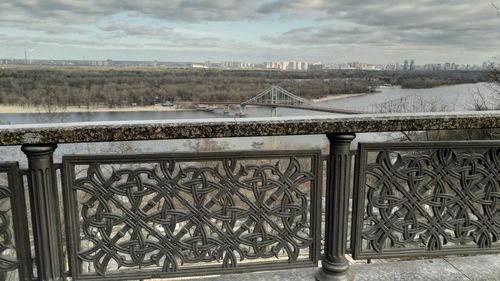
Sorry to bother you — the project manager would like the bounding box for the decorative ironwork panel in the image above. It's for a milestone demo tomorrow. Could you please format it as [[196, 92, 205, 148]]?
[[352, 142, 500, 259], [62, 151, 321, 280], [0, 164, 32, 281]]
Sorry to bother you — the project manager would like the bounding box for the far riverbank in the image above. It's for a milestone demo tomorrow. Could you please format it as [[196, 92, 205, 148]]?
[[0, 93, 367, 114], [0, 104, 198, 114], [312, 93, 367, 103]]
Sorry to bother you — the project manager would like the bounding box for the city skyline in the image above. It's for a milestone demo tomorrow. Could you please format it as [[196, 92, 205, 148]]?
[[0, 57, 494, 71], [0, 1, 499, 64]]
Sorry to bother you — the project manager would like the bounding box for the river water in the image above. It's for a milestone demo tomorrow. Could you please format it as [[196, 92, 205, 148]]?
[[322, 83, 494, 112], [0, 83, 495, 125], [0, 82, 496, 162]]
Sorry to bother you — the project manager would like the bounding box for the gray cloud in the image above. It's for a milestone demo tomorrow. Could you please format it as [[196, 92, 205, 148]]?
[[97, 23, 254, 51], [0, 0, 498, 63], [1, 0, 497, 46], [264, 25, 386, 45], [100, 24, 175, 37], [259, 0, 499, 52], [0, 0, 256, 24], [0, 29, 254, 53]]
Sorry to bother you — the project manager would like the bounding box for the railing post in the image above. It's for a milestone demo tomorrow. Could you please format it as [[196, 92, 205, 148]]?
[[316, 133, 355, 281], [22, 144, 64, 281]]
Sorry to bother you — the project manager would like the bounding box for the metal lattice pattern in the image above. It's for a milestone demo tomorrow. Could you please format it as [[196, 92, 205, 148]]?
[[352, 142, 500, 259], [0, 164, 31, 281], [63, 151, 321, 280], [0, 170, 17, 276]]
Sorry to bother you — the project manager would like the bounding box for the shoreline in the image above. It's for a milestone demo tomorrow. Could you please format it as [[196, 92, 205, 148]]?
[[0, 105, 196, 114], [312, 93, 367, 103], [0, 93, 369, 114]]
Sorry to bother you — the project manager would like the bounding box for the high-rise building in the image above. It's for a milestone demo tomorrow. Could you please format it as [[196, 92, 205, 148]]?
[[309, 62, 324, 71], [300, 61, 309, 70], [265, 60, 310, 71], [403, 60, 409, 71]]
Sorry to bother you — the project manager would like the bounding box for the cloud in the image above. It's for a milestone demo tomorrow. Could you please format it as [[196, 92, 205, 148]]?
[[256, 0, 323, 15], [1, 0, 497, 46], [264, 25, 386, 45], [0, 0, 498, 62], [259, 0, 499, 51], [0, 1, 259, 54], [100, 24, 175, 37], [0, 0, 258, 24], [0, 29, 254, 53]]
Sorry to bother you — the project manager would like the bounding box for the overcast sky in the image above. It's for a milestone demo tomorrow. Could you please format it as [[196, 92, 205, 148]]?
[[0, 0, 499, 64]]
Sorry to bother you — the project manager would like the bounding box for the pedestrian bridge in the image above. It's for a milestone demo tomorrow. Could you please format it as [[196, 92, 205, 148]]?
[[197, 85, 366, 115], [197, 85, 447, 116]]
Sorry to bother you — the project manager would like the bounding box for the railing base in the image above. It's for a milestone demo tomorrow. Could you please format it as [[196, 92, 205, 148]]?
[[202, 254, 500, 281], [315, 268, 350, 281]]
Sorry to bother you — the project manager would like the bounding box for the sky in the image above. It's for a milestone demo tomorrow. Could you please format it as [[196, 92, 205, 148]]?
[[0, 0, 499, 64]]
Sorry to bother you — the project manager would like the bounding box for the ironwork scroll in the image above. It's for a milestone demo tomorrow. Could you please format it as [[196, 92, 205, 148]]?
[[0, 164, 32, 281], [352, 142, 500, 259], [63, 151, 321, 280]]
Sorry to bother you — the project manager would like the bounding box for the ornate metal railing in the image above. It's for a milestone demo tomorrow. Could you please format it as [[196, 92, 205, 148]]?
[[62, 151, 322, 280], [0, 164, 32, 281], [352, 142, 500, 259], [0, 111, 497, 281]]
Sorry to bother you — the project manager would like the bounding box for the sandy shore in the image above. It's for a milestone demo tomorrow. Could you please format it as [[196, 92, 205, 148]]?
[[0, 105, 195, 114], [0, 92, 366, 113], [311, 93, 367, 103]]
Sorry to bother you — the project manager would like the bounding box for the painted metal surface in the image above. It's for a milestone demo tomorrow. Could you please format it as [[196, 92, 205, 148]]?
[[0, 117, 497, 280], [62, 151, 322, 280], [352, 142, 500, 259], [22, 145, 65, 281], [316, 134, 356, 281], [0, 163, 32, 281]]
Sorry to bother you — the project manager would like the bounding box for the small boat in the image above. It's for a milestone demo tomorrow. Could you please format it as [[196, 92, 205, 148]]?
[[162, 101, 174, 107]]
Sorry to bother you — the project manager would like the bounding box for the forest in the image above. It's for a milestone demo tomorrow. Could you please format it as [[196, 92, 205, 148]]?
[[0, 67, 489, 109]]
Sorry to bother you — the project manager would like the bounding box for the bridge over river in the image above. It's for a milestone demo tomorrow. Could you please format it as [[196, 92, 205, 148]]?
[[196, 85, 445, 117], [196, 85, 366, 116]]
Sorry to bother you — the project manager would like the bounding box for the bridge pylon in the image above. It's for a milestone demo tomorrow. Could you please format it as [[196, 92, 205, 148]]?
[[242, 85, 311, 107]]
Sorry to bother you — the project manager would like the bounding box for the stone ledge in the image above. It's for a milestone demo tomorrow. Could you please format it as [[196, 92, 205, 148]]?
[[183, 254, 499, 281], [0, 111, 498, 146]]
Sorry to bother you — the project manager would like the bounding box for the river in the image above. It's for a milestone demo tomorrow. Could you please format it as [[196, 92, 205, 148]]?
[[0, 82, 496, 163], [0, 83, 494, 125], [322, 83, 495, 112]]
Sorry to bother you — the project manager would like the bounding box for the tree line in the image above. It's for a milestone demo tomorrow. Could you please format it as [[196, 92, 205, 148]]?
[[0, 67, 488, 109]]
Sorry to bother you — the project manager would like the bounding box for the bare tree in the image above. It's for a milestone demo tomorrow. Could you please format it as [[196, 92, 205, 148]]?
[[33, 85, 69, 123]]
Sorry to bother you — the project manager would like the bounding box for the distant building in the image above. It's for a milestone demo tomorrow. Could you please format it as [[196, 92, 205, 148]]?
[[191, 64, 209, 69], [301, 62, 308, 71], [221, 61, 254, 69], [384, 63, 401, 71], [264, 61, 310, 71], [309, 63, 324, 71]]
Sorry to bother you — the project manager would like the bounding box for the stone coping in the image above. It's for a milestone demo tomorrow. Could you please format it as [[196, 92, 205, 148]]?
[[191, 254, 500, 281], [0, 111, 498, 146]]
